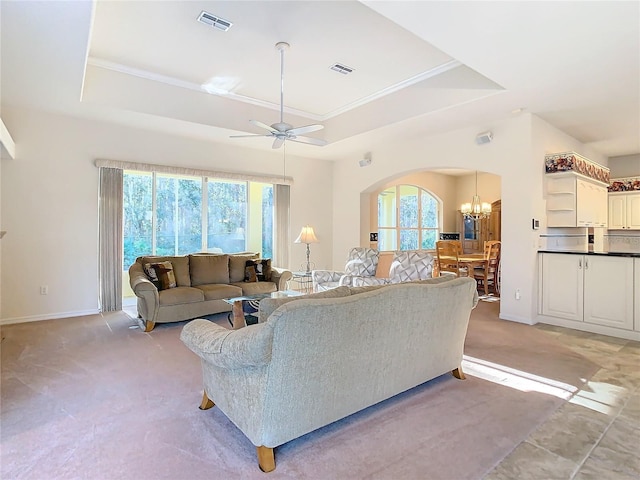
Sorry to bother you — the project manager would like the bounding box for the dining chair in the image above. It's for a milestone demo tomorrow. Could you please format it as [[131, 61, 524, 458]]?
[[435, 241, 466, 277], [474, 241, 501, 295]]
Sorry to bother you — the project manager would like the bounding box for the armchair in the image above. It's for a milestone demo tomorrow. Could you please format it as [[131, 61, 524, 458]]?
[[312, 247, 379, 292], [352, 250, 435, 286]]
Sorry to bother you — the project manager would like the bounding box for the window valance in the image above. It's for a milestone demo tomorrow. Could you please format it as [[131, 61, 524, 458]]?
[[94, 159, 293, 186]]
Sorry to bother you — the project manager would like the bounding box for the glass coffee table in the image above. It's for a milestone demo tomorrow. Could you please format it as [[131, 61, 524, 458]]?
[[223, 290, 304, 328]]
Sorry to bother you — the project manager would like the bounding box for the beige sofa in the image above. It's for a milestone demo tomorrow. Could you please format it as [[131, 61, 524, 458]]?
[[128, 253, 292, 332], [180, 276, 478, 472]]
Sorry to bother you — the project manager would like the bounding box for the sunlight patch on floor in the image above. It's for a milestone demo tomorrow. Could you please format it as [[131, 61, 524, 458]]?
[[462, 355, 578, 400], [569, 380, 628, 415], [462, 356, 628, 415]]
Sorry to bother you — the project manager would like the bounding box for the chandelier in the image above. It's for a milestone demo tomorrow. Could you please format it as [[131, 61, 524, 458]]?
[[461, 171, 492, 220]]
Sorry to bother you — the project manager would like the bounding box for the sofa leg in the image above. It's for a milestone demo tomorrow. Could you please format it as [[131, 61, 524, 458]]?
[[452, 366, 466, 380], [199, 391, 215, 410], [143, 320, 155, 332], [256, 446, 275, 472]]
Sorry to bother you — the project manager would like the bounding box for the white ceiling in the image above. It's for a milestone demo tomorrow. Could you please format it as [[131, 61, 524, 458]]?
[[1, 1, 638, 163]]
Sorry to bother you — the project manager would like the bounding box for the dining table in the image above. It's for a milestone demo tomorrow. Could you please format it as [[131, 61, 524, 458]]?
[[436, 253, 487, 277]]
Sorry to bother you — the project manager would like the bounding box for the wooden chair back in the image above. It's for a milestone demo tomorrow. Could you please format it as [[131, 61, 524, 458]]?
[[436, 241, 463, 277], [474, 241, 501, 295], [483, 241, 501, 260]]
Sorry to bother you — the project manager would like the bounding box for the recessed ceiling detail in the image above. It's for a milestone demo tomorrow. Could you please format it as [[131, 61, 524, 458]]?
[[196, 11, 232, 31]]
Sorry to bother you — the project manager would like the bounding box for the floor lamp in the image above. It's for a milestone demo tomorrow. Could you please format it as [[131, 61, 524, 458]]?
[[294, 225, 319, 272]]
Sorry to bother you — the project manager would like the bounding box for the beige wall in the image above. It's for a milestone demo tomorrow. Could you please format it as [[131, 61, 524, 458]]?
[[608, 154, 640, 178], [0, 107, 333, 322], [333, 113, 606, 326]]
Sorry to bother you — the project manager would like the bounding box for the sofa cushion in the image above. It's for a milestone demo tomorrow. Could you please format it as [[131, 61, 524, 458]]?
[[144, 261, 177, 290], [232, 281, 277, 296], [229, 253, 260, 283], [141, 255, 191, 287], [189, 254, 230, 286], [244, 259, 272, 282], [193, 284, 243, 301], [258, 286, 352, 323], [158, 286, 204, 306]]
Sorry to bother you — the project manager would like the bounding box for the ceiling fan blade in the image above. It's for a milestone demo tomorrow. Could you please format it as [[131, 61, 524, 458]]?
[[250, 119, 278, 133], [288, 136, 328, 147], [229, 134, 272, 138], [287, 124, 324, 136], [272, 137, 285, 149]]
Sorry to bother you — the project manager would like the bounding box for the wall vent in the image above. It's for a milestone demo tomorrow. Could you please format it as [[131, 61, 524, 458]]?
[[197, 11, 233, 31], [329, 63, 354, 75]]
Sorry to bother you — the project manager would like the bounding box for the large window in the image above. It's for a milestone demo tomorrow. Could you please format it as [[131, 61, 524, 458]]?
[[123, 171, 273, 269], [377, 185, 440, 251]]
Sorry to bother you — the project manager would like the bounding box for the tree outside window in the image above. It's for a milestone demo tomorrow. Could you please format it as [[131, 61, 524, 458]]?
[[123, 172, 274, 270], [378, 185, 440, 251]]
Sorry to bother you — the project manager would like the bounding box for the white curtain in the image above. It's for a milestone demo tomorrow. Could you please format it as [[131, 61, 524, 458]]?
[[95, 159, 293, 186], [274, 184, 290, 268], [98, 167, 123, 312]]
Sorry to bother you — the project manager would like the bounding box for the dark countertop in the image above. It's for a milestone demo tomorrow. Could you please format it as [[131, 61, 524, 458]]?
[[538, 250, 640, 258]]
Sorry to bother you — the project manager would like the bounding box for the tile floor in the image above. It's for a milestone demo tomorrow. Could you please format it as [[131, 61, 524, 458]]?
[[485, 324, 640, 480]]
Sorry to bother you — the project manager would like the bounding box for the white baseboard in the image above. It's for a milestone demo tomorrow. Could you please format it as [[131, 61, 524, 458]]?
[[536, 314, 640, 341], [1, 309, 101, 325], [499, 313, 536, 325]]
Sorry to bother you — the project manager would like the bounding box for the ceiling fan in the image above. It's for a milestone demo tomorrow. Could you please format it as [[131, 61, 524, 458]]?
[[230, 42, 327, 149]]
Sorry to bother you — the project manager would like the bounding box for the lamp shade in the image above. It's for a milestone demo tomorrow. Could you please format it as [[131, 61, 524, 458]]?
[[294, 225, 319, 244]]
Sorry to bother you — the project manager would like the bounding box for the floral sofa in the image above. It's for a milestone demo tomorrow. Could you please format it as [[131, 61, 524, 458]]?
[[180, 275, 478, 472], [128, 253, 292, 332]]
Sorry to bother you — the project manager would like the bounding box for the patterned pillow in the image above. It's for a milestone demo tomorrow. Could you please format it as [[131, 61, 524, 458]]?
[[244, 259, 272, 282], [144, 261, 177, 290]]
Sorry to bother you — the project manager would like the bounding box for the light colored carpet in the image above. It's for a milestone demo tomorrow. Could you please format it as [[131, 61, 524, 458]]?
[[1, 301, 599, 479]]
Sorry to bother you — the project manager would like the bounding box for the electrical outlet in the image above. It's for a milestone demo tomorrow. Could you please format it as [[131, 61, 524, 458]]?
[[515, 288, 521, 300], [40, 285, 48, 295]]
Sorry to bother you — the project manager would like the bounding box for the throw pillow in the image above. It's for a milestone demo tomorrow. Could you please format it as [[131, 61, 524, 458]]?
[[229, 253, 260, 283], [144, 261, 177, 290], [244, 259, 272, 282]]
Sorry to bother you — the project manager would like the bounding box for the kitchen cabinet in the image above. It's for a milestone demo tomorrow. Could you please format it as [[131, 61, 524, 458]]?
[[546, 173, 608, 227], [539, 253, 634, 331], [608, 192, 640, 230]]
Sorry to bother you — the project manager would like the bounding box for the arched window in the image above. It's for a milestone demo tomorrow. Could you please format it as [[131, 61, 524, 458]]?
[[377, 185, 440, 251]]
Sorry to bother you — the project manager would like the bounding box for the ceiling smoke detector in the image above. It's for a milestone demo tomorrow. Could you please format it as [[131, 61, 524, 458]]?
[[197, 11, 233, 31], [330, 63, 354, 75]]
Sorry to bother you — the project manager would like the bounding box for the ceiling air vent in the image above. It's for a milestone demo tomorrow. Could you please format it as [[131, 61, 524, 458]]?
[[197, 11, 233, 32], [330, 63, 354, 75]]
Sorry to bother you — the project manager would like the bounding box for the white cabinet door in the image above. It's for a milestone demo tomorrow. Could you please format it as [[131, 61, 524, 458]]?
[[627, 194, 640, 230], [583, 256, 634, 330], [608, 195, 626, 229], [635, 259, 640, 332], [576, 180, 594, 226], [541, 253, 583, 321]]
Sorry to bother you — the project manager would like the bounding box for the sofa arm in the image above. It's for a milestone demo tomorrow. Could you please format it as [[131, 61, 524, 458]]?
[[180, 319, 273, 369], [128, 262, 159, 321], [312, 270, 343, 284], [271, 267, 292, 291]]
